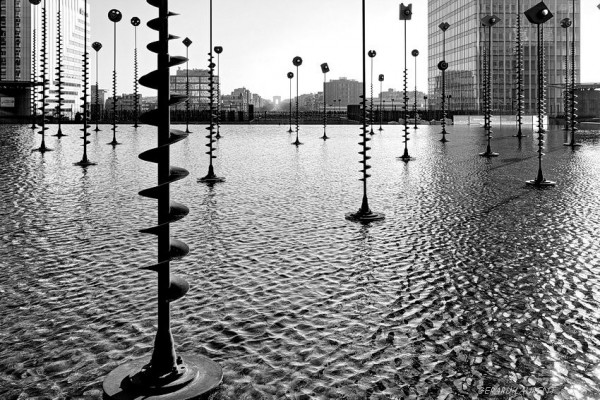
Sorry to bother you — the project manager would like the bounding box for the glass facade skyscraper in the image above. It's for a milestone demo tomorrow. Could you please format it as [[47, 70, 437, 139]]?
[[428, 0, 580, 116]]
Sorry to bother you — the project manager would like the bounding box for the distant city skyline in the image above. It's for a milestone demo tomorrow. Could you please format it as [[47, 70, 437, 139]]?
[[86, 0, 600, 102]]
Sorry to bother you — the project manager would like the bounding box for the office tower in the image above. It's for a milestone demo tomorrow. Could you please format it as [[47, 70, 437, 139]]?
[[428, 0, 580, 116]]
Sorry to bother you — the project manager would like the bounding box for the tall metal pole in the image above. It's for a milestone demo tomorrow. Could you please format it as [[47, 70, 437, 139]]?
[[514, 0, 525, 138], [400, 9, 412, 161], [92, 42, 102, 131], [368, 50, 376, 135], [321, 62, 329, 140], [108, 9, 121, 146], [183, 37, 192, 133], [566, 0, 579, 147], [292, 57, 303, 146], [75, 0, 93, 166], [30, 2, 38, 129], [480, 18, 499, 158], [32, 0, 51, 153], [53, 0, 65, 137], [378, 74, 384, 131], [287, 72, 293, 133], [132, 17, 140, 128], [412, 49, 419, 129], [215, 46, 223, 139], [439, 22, 449, 142]]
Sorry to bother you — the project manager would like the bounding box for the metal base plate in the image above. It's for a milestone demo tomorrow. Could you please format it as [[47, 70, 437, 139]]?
[[108, 141, 122, 146], [292, 140, 303, 146], [32, 146, 53, 153], [345, 210, 385, 223], [563, 142, 582, 147], [74, 160, 97, 167], [103, 354, 222, 400], [526, 179, 556, 187], [479, 152, 499, 157], [197, 176, 225, 183]]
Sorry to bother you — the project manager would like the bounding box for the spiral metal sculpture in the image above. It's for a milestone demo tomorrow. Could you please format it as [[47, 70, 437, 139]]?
[[287, 72, 294, 133], [292, 56, 303, 146], [32, 0, 51, 153], [439, 21, 450, 143], [132, 17, 141, 129], [513, 0, 526, 138], [412, 49, 419, 130], [30, 1, 39, 130], [566, 0, 579, 148], [368, 50, 376, 135], [92, 42, 102, 131], [525, 2, 555, 187], [103, 1, 223, 397], [482, 45, 488, 130], [108, 9, 122, 146], [560, 18, 571, 132], [399, 4, 412, 160], [74, 0, 94, 167], [480, 15, 500, 158], [183, 37, 192, 134], [378, 74, 384, 131], [321, 62, 330, 140], [345, 0, 384, 223], [53, 0, 65, 138], [215, 46, 223, 139], [199, 0, 225, 183]]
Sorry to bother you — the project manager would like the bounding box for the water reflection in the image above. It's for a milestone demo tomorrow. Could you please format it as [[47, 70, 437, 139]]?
[[1, 124, 600, 398]]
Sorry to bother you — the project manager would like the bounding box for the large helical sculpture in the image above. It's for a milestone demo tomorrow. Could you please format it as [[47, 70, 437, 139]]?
[[31, 0, 51, 153], [92, 42, 102, 132], [183, 37, 192, 134], [368, 50, 376, 135], [412, 49, 419, 129], [53, 0, 65, 138], [292, 56, 303, 146], [132, 17, 141, 129], [399, 3, 413, 161], [525, 2, 555, 187], [287, 72, 294, 133], [480, 15, 500, 158], [30, 0, 39, 130], [108, 9, 122, 146], [439, 22, 450, 143], [321, 62, 330, 140], [215, 46, 223, 139], [561, 18, 571, 132], [513, 0, 526, 138], [345, 0, 384, 222], [74, 0, 94, 167], [103, 1, 223, 397], [199, 0, 225, 183]]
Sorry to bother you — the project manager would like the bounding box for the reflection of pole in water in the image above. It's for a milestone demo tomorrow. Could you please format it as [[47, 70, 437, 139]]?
[[103, 1, 222, 397]]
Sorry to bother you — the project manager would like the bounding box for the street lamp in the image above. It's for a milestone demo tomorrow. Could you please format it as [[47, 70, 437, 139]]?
[[183, 37, 192, 133], [108, 9, 122, 146], [131, 17, 141, 128], [368, 50, 376, 135], [287, 72, 294, 133], [480, 15, 500, 158], [378, 74, 384, 131], [75, 0, 94, 166], [525, 1, 555, 186], [292, 56, 303, 146], [439, 21, 450, 142], [92, 42, 102, 131], [31, 0, 51, 153], [215, 45, 223, 139], [321, 62, 330, 140], [412, 49, 419, 129], [399, 3, 413, 161], [345, 0, 384, 222], [53, 0, 65, 138]]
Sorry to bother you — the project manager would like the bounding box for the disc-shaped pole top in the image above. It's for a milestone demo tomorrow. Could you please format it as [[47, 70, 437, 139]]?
[[481, 15, 501, 27], [29, 0, 41, 5], [412, 49, 419, 57], [368, 50, 376, 58], [560, 17, 572, 28], [131, 17, 140, 27], [287, 72, 294, 79], [214, 46, 223, 54], [320, 63, 330, 74], [524, 2, 553, 25], [92, 42, 102, 52], [108, 9, 122, 23], [293, 56, 303, 67], [183, 37, 192, 47], [378, 74, 384, 82]]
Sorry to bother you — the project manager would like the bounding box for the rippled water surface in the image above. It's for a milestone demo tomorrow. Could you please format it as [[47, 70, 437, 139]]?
[[2, 123, 600, 399]]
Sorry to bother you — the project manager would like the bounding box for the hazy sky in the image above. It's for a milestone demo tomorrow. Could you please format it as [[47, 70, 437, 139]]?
[[89, 0, 600, 101]]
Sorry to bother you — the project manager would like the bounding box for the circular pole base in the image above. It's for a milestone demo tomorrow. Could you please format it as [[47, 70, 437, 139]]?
[[398, 155, 414, 162], [103, 354, 222, 400], [369, 130, 375, 136], [440, 136, 449, 143], [378, 127, 383, 131], [94, 127, 101, 132], [292, 139, 303, 146], [198, 174, 225, 184], [320, 135, 329, 140], [479, 151, 499, 158], [108, 140, 121, 146], [133, 124, 140, 129], [53, 132, 67, 138], [32, 145, 53, 153], [31, 124, 37, 130], [563, 142, 582, 147], [526, 179, 556, 187], [215, 133, 221, 139], [74, 160, 97, 167], [512, 134, 527, 138], [287, 128, 293, 133], [345, 210, 385, 223], [413, 126, 419, 130]]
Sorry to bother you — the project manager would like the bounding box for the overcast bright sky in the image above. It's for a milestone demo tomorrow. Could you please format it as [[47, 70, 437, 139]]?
[[89, 0, 600, 101]]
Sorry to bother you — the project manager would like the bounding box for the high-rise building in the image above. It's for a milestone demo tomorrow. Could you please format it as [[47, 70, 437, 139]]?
[[170, 68, 216, 110], [0, 0, 89, 119], [428, 0, 580, 116], [324, 77, 363, 108]]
